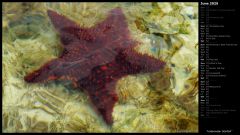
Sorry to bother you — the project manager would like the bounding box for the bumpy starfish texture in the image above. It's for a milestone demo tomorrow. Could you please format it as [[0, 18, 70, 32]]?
[[24, 7, 165, 125]]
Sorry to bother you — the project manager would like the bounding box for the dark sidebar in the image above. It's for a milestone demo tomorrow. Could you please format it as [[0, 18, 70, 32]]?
[[199, 0, 239, 134]]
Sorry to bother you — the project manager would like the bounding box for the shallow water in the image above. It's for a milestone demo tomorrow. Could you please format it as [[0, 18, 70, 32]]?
[[2, 2, 198, 132]]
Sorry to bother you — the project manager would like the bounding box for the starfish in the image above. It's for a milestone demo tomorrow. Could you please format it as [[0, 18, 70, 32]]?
[[24, 7, 165, 125]]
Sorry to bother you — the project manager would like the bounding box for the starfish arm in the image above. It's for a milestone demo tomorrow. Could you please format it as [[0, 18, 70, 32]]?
[[116, 48, 166, 74], [47, 10, 79, 33], [48, 10, 93, 45], [93, 7, 131, 44], [76, 61, 123, 125], [132, 52, 165, 73], [24, 59, 62, 83], [87, 80, 118, 125]]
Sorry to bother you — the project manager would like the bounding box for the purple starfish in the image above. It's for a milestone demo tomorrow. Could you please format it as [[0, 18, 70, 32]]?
[[24, 7, 165, 125]]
